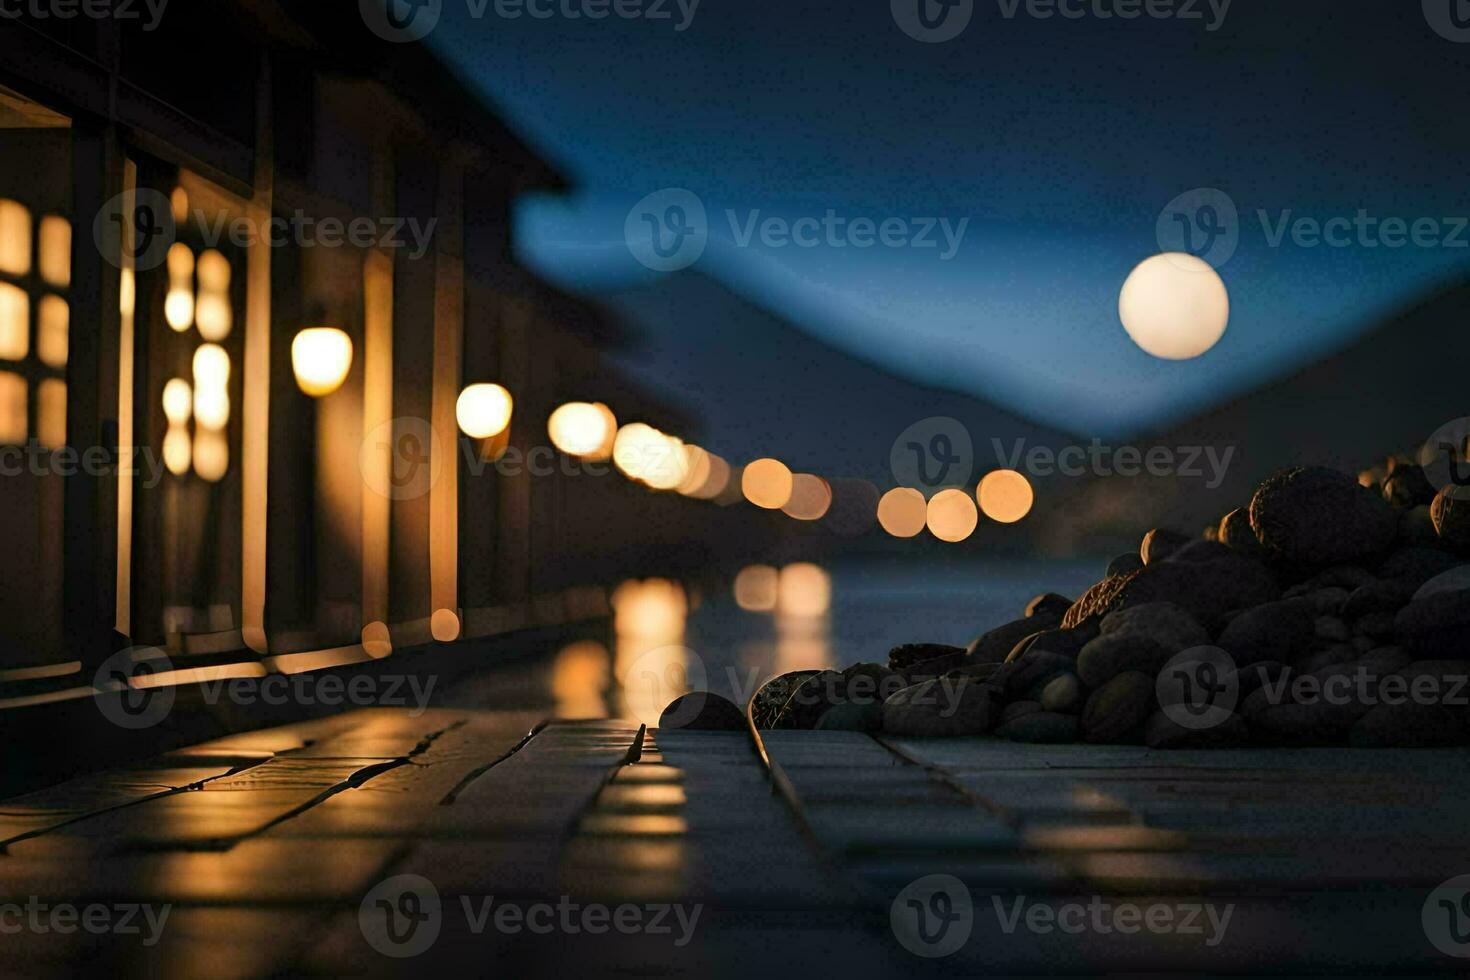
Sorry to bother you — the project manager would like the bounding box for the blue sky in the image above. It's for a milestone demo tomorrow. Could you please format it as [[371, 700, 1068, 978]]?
[[425, 0, 1470, 437]]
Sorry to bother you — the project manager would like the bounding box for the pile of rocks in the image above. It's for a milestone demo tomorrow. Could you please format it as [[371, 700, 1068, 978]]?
[[743, 464, 1470, 748]]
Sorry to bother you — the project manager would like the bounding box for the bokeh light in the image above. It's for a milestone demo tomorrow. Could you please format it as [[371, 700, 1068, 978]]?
[[877, 487, 926, 538], [782, 474, 832, 521], [978, 468, 1034, 523], [1119, 252, 1229, 360], [548, 401, 613, 457], [778, 562, 831, 618], [456, 383, 514, 439], [733, 564, 779, 612], [162, 378, 192, 426], [742, 457, 793, 509], [291, 327, 353, 397], [926, 488, 979, 542]]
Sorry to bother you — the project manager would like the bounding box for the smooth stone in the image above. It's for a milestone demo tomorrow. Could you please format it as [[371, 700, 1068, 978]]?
[[967, 614, 1063, 664], [1394, 590, 1470, 658], [882, 678, 999, 737], [1039, 672, 1084, 714], [1099, 602, 1209, 653], [888, 643, 966, 673], [1005, 627, 1088, 664], [1414, 565, 1470, 601], [660, 692, 746, 731], [1307, 587, 1351, 615], [1002, 648, 1077, 697], [1167, 539, 1235, 563], [1431, 489, 1470, 550], [1000, 700, 1043, 724], [1236, 660, 1288, 696], [1080, 671, 1154, 744], [1352, 662, 1470, 747], [995, 711, 1078, 744], [840, 662, 902, 707], [1353, 611, 1397, 640], [1378, 546, 1465, 588], [1383, 464, 1437, 509], [1063, 554, 1277, 633], [1399, 505, 1440, 547], [1077, 633, 1172, 687], [1359, 647, 1411, 673], [1249, 466, 1398, 566], [1145, 710, 1249, 749], [1315, 616, 1351, 643], [815, 701, 884, 732], [1218, 507, 1264, 557], [1141, 528, 1191, 565], [750, 670, 820, 729], [1025, 593, 1074, 619], [1342, 579, 1416, 619], [1215, 598, 1316, 664], [1296, 645, 1359, 673], [1107, 553, 1145, 578], [772, 669, 844, 729]]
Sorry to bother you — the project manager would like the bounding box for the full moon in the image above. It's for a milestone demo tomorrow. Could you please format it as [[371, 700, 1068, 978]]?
[[1118, 253, 1230, 360]]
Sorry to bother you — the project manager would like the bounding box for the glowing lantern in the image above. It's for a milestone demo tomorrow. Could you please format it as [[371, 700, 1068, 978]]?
[[291, 327, 353, 397], [741, 458, 794, 510], [1119, 253, 1229, 360], [456, 383, 514, 439], [878, 487, 927, 538], [927, 488, 979, 542], [549, 401, 613, 458], [977, 469, 1034, 523]]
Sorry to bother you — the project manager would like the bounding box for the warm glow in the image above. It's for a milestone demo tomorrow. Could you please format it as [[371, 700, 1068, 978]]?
[[548, 401, 613, 457], [291, 327, 353, 397], [613, 578, 688, 640], [197, 249, 230, 292], [162, 379, 192, 426], [166, 241, 194, 278], [686, 452, 731, 500], [676, 444, 712, 496], [195, 291, 232, 341], [456, 383, 514, 439], [778, 563, 831, 618], [733, 564, 779, 612], [782, 473, 832, 520], [878, 487, 927, 538], [1119, 253, 1230, 360], [37, 379, 64, 450], [0, 371, 24, 444], [120, 268, 135, 318], [194, 385, 230, 430], [613, 423, 688, 488], [37, 295, 67, 368], [162, 423, 191, 476], [978, 469, 1034, 523], [742, 457, 794, 509], [192, 343, 230, 390], [38, 215, 70, 288], [361, 622, 393, 659], [927, 488, 979, 542], [170, 186, 189, 226], [0, 283, 28, 359], [0, 200, 31, 276], [431, 608, 461, 642], [193, 427, 228, 482], [551, 640, 611, 719], [164, 288, 194, 332]]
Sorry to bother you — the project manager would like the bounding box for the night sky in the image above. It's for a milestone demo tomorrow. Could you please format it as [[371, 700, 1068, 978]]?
[[424, 0, 1470, 438]]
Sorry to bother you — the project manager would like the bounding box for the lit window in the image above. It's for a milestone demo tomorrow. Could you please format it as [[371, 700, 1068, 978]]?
[[38, 215, 70, 288], [0, 200, 31, 277], [37, 379, 65, 449], [0, 282, 28, 360], [37, 295, 67, 368], [0, 371, 26, 444]]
